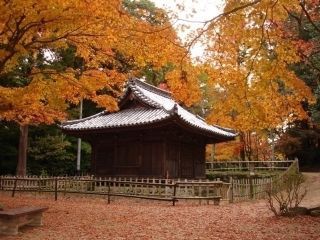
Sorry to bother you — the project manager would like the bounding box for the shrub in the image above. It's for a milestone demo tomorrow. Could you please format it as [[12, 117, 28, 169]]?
[[266, 162, 307, 216]]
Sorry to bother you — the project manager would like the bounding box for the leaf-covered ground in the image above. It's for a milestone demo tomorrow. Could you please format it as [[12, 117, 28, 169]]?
[[0, 192, 319, 240]]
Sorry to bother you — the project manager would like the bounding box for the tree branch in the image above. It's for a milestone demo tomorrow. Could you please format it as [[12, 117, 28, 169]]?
[[299, 1, 320, 35], [181, 0, 263, 64]]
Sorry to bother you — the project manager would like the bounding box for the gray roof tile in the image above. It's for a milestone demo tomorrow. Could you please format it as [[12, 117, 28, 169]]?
[[61, 108, 171, 130]]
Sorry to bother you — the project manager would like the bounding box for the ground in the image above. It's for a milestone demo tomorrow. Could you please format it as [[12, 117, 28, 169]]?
[[0, 173, 319, 240], [301, 172, 320, 208]]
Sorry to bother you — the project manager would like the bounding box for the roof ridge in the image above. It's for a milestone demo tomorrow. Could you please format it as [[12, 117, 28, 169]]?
[[61, 111, 106, 126], [211, 124, 237, 134], [174, 106, 236, 137], [130, 83, 162, 109], [131, 78, 172, 99]]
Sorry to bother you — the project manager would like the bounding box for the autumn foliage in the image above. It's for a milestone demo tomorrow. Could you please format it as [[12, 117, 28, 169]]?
[[198, 0, 315, 132], [2, 0, 316, 129], [0, 0, 201, 126], [191, 0, 318, 161]]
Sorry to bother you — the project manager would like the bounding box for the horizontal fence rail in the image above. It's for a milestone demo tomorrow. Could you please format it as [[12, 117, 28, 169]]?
[[0, 176, 230, 206], [206, 160, 296, 172]]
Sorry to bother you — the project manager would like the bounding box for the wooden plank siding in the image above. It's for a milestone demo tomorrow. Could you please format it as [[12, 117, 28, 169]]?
[[86, 127, 207, 179]]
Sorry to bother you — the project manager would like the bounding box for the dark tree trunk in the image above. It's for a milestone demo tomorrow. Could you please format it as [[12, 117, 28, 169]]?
[[245, 131, 252, 161], [16, 125, 28, 176], [239, 132, 246, 161]]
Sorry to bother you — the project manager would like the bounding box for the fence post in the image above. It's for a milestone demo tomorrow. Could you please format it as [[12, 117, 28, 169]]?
[[249, 177, 254, 199], [64, 177, 67, 196], [295, 157, 299, 172], [172, 183, 177, 206], [229, 177, 234, 203], [107, 181, 111, 204], [38, 178, 41, 195], [54, 178, 58, 201], [12, 178, 18, 197]]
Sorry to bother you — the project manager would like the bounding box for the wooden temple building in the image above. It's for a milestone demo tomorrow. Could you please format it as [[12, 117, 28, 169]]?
[[61, 79, 236, 178]]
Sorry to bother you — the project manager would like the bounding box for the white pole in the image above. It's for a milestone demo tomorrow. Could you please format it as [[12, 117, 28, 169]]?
[[270, 129, 275, 161], [76, 100, 83, 173]]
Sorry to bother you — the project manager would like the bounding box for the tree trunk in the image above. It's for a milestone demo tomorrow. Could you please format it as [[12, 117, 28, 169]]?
[[246, 131, 252, 161], [16, 125, 28, 176], [239, 132, 246, 161]]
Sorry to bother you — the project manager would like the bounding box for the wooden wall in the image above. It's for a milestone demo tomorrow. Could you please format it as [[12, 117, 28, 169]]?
[[89, 127, 206, 178]]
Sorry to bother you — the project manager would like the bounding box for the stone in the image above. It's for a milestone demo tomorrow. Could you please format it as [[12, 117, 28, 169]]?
[[287, 207, 310, 216], [309, 206, 320, 217], [310, 210, 320, 217]]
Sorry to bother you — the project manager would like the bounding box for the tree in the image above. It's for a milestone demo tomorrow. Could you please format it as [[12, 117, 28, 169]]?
[[0, 0, 189, 115], [171, 0, 318, 160], [198, 1, 314, 130], [0, 0, 195, 175], [275, 0, 320, 167]]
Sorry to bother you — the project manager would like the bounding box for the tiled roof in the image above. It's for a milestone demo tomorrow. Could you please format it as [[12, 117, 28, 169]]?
[[61, 108, 171, 130], [130, 80, 236, 137], [61, 78, 236, 139]]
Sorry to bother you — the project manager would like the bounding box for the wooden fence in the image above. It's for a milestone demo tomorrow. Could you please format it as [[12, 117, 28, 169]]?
[[0, 175, 276, 204], [0, 176, 230, 206], [229, 177, 273, 202], [228, 159, 300, 202], [206, 160, 296, 172], [1, 160, 299, 204]]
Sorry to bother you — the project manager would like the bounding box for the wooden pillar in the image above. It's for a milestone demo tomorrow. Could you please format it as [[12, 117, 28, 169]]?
[[201, 143, 206, 178], [91, 139, 97, 175], [163, 131, 167, 178], [178, 135, 182, 178], [138, 133, 143, 176], [114, 134, 118, 176], [192, 143, 195, 179]]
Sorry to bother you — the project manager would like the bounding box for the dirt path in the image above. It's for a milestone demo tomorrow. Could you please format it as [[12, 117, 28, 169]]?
[[301, 172, 320, 208]]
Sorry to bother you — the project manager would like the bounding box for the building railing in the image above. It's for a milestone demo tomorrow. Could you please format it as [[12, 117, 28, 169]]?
[[205, 160, 296, 172]]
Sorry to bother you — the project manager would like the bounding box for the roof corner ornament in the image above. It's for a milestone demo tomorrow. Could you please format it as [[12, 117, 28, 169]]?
[[169, 103, 178, 115], [128, 77, 136, 85]]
